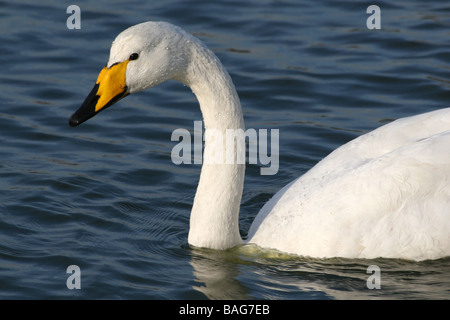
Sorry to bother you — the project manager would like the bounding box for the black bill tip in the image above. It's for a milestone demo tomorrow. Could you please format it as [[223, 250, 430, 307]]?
[[69, 115, 82, 127], [69, 83, 100, 127], [69, 83, 128, 127]]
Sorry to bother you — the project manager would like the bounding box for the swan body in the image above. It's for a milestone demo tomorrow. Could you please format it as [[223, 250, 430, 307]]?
[[70, 21, 450, 261], [248, 109, 450, 260]]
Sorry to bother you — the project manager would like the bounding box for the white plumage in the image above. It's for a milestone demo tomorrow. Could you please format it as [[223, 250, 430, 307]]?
[[72, 21, 450, 261], [248, 109, 450, 260]]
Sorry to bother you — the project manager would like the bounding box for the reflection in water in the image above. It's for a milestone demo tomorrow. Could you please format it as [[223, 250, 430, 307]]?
[[190, 245, 450, 300], [189, 245, 364, 300], [190, 248, 250, 299]]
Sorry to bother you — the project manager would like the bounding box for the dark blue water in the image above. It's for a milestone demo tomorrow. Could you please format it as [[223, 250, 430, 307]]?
[[0, 0, 449, 299]]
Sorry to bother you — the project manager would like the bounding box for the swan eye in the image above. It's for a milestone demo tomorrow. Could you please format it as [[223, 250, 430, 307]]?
[[129, 53, 139, 61]]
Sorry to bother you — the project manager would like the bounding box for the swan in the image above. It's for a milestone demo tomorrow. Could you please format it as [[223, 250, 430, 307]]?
[[69, 21, 450, 261]]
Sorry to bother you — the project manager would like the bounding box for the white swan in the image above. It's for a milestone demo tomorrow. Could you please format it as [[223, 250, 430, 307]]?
[[69, 21, 450, 261]]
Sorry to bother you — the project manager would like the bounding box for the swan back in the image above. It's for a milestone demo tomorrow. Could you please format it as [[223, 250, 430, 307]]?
[[248, 108, 450, 260]]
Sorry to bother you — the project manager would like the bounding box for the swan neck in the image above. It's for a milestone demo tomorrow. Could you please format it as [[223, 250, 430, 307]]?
[[184, 41, 245, 250]]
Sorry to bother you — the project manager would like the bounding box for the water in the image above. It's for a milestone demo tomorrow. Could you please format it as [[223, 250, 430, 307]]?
[[0, 0, 449, 299]]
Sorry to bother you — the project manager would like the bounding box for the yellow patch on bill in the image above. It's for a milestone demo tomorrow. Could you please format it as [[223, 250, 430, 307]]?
[[95, 60, 129, 112]]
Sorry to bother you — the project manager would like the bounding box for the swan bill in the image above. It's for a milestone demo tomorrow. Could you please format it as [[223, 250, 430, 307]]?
[[69, 61, 130, 127]]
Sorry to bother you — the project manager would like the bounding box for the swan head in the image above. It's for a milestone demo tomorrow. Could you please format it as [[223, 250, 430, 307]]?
[[69, 21, 193, 127]]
